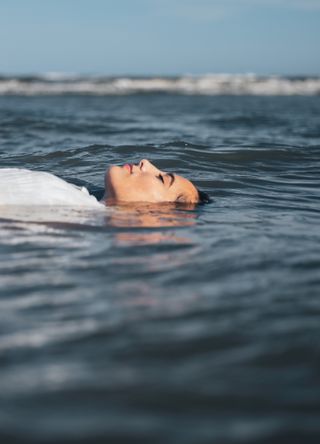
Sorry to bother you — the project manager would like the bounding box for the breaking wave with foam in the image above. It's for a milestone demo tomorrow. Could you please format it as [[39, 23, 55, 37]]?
[[0, 73, 320, 96]]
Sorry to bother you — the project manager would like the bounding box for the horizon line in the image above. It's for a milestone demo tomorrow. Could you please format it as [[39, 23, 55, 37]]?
[[1, 72, 320, 78]]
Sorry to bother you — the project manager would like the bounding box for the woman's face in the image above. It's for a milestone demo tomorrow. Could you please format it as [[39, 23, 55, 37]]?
[[105, 159, 199, 203]]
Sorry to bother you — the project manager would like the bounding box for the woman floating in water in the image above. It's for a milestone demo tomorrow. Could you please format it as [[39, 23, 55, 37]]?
[[0, 159, 210, 206], [104, 159, 210, 204]]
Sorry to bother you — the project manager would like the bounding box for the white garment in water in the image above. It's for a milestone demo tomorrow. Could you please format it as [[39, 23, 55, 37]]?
[[0, 169, 103, 207]]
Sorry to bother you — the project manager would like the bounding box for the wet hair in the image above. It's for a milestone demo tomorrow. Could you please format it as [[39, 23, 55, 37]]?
[[197, 189, 212, 204]]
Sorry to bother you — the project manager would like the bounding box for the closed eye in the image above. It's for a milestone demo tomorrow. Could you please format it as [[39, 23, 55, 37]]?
[[157, 174, 164, 184], [167, 173, 175, 187], [157, 173, 175, 187]]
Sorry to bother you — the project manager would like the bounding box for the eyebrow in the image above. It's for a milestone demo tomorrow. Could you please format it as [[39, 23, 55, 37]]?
[[167, 173, 175, 187]]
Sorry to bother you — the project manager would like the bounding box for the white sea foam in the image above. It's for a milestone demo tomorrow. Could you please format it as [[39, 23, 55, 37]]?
[[0, 74, 319, 95]]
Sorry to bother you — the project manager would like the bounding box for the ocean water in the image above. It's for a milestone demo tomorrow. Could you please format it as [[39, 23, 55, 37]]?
[[0, 83, 320, 443]]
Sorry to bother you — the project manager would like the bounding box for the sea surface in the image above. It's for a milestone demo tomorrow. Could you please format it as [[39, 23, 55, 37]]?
[[0, 78, 320, 443]]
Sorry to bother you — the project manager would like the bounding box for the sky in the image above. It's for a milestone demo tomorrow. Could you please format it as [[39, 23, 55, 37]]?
[[0, 0, 319, 76]]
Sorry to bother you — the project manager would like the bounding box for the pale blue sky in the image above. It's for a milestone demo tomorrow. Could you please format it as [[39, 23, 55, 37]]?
[[0, 0, 319, 75]]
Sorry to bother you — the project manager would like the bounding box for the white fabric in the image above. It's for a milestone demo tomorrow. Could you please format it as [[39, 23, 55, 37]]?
[[0, 168, 103, 207]]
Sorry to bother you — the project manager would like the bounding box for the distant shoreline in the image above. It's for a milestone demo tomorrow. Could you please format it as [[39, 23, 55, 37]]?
[[0, 74, 319, 96]]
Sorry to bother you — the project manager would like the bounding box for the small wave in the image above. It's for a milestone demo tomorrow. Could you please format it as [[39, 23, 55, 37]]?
[[0, 74, 320, 95]]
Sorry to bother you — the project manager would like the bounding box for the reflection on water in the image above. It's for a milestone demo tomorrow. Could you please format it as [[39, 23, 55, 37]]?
[[0, 202, 197, 227], [106, 202, 198, 228], [115, 231, 191, 245], [0, 202, 198, 248], [108, 202, 197, 245], [0, 205, 106, 227]]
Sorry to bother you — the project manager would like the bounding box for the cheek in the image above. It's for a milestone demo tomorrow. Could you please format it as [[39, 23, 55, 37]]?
[[107, 171, 170, 202], [126, 176, 167, 202], [130, 176, 162, 200]]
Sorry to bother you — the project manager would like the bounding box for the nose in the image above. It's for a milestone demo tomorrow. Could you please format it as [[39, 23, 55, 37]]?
[[138, 159, 159, 173]]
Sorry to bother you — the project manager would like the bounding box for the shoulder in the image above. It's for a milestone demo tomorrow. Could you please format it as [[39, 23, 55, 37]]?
[[0, 168, 102, 207], [0, 168, 61, 181]]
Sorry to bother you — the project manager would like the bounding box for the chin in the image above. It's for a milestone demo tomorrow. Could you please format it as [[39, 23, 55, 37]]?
[[105, 166, 119, 198], [106, 166, 130, 200]]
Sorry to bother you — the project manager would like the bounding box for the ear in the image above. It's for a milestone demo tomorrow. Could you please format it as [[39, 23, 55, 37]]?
[[175, 193, 187, 203]]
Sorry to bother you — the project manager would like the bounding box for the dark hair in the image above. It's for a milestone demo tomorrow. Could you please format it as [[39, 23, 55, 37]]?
[[175, 189, 212, 205], [197, 189, 212, 204]]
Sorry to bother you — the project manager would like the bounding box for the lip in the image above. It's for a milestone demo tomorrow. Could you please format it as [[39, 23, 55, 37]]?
[[123, 163, 133, 174]]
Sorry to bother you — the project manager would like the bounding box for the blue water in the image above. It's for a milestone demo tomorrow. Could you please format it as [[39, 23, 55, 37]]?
[[1, 93, 320, 443]]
